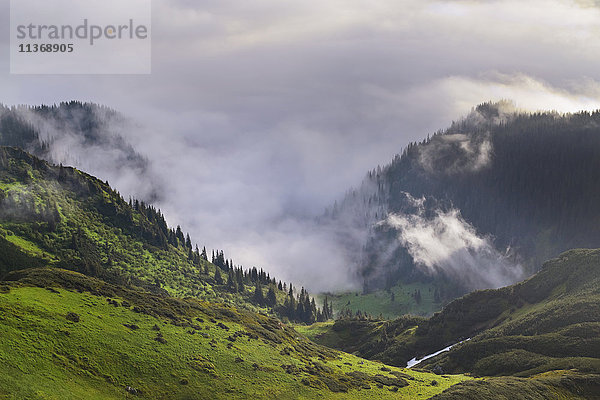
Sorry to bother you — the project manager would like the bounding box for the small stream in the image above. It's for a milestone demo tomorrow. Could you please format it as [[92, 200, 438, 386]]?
[[406, 338, 470, 368]]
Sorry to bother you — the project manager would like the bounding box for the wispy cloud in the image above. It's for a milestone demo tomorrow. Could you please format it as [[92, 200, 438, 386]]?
[[383, 194, 524, 290]]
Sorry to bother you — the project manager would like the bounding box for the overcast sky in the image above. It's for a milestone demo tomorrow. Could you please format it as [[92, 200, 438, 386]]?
[[2, 0, 600, 290]]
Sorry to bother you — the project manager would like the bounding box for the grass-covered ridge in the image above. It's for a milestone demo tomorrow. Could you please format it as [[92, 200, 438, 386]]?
[[0, 268, 471, 399], [417, 249, 600, 377], [0, 146, 215, 297], [0, 146, 325, 323], [304, 249, 600, 398]]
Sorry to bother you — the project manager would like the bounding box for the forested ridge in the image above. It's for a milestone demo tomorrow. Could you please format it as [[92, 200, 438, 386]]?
[[0, 101, 135, 159], [327, 102, 600, 297]]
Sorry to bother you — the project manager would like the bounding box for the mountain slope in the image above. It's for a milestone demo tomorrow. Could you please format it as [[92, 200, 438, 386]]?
[[307, 249, 600, 370], [431, 371, 600, 400], [417, 248, 600, 377], [323, 102, 600, 303], [0, 145, 477, 398], [304, 248, 600, 398], [0, 145, 323, 323], [0, 145, 214, 296], [0, 267, 471, 399]]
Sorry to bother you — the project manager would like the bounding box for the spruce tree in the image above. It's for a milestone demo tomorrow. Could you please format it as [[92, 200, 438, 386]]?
[[309, 298, 317, 324], [266, 286, 277, 307], [323, 297, 330, 320], [214, 267, 223, 285], [226, 270, 238, 293], [254, 282, 264, 305], [236, 268, 245, 292], [175, 225, 184, 246]]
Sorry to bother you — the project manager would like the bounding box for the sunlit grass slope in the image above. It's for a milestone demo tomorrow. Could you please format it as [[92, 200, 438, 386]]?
[[0, 268, 472, 399]]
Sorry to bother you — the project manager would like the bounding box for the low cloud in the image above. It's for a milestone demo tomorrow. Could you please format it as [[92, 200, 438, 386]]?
[[383, 193, 523, 290], [229, 217, 362, 293], [418, 133, 492, 174], [9, 105, 162, 203], [433, 73, 600, 116]]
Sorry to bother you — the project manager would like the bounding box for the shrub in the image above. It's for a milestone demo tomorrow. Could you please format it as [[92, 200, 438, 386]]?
[[65, 312, 80, 322]]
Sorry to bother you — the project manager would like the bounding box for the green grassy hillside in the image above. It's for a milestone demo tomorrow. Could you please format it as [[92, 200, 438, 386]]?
[[304, 249, 600, 398], [0, 146, 320, 323], [431, 371, 600, 400], [417, 249, 600, 377], [0, 268, 471, 399], [0, 146, 216, 297]]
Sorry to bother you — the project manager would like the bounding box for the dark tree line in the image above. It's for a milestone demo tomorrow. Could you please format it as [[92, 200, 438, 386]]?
[[208, 247, 334, 323], [105, 183, 333, 324], [277, 285, 333, 324]]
